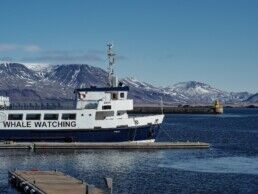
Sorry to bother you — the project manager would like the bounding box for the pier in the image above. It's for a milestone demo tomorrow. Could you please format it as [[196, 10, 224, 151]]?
[[0, 141, 210, 149], [9, 170, 107, 194]]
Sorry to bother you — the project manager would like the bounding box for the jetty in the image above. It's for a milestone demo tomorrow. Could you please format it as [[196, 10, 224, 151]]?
[[9, 170, 108, 194], [129, 105, 223, 114], [0, 141, 210, 149]]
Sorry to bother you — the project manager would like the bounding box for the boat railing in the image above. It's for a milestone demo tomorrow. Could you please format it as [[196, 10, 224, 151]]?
[[4, 100, 76, 110]]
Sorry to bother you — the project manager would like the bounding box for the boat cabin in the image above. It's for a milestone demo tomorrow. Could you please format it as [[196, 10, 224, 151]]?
[[74, 86, 133, 120]]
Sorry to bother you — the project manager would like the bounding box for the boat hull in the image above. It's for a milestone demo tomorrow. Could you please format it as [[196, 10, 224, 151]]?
[[0, 124, 160, 142]]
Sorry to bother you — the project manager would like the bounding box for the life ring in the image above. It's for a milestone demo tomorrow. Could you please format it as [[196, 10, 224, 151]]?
[[79, 93, 86, 99]]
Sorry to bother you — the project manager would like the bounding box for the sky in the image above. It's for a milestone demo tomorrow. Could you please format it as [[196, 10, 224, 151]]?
[[0, 0, 258, 93]]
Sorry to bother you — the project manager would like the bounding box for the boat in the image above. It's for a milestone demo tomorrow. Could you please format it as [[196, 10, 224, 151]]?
[[0, 44, 164, 142]]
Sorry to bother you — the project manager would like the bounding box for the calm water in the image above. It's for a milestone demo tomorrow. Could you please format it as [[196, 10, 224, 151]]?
[[0, 108, 258, 193]]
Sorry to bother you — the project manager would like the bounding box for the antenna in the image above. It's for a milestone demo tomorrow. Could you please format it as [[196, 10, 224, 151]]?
[[107, 43, 116, 87]]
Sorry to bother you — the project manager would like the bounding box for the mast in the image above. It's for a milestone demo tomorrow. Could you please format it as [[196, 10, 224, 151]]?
[[160, 96, 164, 114], [107, 43, 116, 87]]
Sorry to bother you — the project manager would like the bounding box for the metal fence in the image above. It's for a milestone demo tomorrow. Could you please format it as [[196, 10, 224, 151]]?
[[5, 100, 76, 110]]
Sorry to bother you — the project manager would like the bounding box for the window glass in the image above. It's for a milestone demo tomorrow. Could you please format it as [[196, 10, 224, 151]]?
[[26, 114, 41, 120], [62, 114, 76, 120], [112, 93, 117, 99], [117, 111, 126, 116], [95, 111, 114, 120], [85, 103, 98, 109], [8, 114, 23, 120], [120, 93, 124, 98], [44, 114, 58, 120], [102, 105, 111, 110]]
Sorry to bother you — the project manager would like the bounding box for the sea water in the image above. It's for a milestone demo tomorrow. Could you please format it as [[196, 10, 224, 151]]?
[[0, 108, 258, 193]]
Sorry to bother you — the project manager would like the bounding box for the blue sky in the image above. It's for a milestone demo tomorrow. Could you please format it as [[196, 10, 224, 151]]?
[[0, 0, 258, 92]]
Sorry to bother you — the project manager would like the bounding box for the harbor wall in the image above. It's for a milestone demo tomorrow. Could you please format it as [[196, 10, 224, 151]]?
[[129, 106, 222, 114], [4, 100, 224, 114]]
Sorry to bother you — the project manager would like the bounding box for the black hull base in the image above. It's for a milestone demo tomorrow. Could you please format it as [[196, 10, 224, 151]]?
[[0, 125, 160, 142]]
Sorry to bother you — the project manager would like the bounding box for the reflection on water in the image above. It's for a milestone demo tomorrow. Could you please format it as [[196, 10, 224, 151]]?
[[160, 156, 258, 175]]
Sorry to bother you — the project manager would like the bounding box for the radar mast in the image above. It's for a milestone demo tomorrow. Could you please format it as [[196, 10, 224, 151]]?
[[107, 43, 117, 87]]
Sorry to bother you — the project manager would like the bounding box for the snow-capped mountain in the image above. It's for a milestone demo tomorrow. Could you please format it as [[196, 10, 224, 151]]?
[[0, 62, 254, 105], [122, 79, 252, 105], [22, 63, 53, 78], [0, 62, 109, 101], [45, 64, 107, 88], [163, 81, 251, 104], [245, 93, 258, 103], [164, 81, 224, 104], [121, 77, 174, 104]]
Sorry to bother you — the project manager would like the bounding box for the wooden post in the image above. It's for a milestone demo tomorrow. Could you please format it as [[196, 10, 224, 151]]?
[[86, 184, 95, 194]]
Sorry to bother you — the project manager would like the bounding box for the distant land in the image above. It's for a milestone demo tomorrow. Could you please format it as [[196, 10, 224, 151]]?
[[0, 62, 257, 106]]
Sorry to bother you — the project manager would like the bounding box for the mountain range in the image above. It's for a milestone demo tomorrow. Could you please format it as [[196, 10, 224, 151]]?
[[0, 62, 257, 105]]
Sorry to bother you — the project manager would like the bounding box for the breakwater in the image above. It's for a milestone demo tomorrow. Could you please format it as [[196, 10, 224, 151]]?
[[129, 106, 223, 114], [0, 141, 210, 150]]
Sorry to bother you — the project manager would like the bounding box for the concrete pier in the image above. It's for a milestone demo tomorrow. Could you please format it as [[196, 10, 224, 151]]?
[[129, 106, 223, 114], [0, 141, 210, 149], [9, 170, 107, 194]]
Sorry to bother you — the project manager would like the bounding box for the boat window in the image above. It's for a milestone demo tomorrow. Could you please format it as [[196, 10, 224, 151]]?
[[62, 113, 76, 120], [26, 114, 41, 120], [112, 93, 118, 100], [84, 102, 98, 109], [44, 114, 58, 120], [102, 105, 111, 110], [120, 92, 124, 98], [117, 111, 126, 116], [8, 114, 23, 120], [95, 111, 114, 120]]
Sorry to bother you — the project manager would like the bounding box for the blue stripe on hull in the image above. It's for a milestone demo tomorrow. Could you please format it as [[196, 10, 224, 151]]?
[[0, 125, 160, 142]]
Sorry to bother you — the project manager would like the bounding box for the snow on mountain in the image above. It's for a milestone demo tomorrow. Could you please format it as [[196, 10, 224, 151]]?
[[0, 62, 37, 80], [245, 93, 258, 103], [163, 81, 225, 104], [45, 64, 108, 88], [0, 62, 108, 101], [0, 62, 254, 105], [123, 79, 252, 105], [169, 81, 223, 95], [24, 63, 52, 72], [121, 77, 172, 104], [167, 81, 252, 104], [122, 77, 161, 92], [23, 63, 54, 78]]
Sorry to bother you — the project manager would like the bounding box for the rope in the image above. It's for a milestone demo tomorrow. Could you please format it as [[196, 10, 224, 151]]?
[[132, 127, 137, 141], [159, 124, 174, 142]]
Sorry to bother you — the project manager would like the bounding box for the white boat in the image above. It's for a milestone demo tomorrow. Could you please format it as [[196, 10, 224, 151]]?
[[0, 44, 164, 142]]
